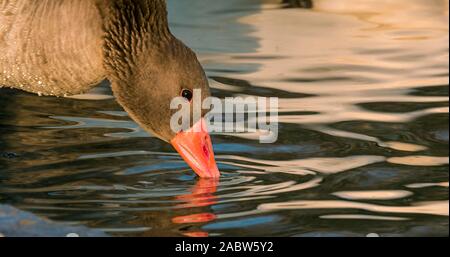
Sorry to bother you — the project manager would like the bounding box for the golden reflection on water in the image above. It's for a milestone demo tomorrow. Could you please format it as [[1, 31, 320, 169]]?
[[387, 156, 449, 166], [219, 0, 449, 148], [209, 0, 449, 222]]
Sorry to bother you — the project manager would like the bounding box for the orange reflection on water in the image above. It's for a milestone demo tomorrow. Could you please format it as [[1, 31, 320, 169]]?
[[171, 179, 219, 237], [175, 178, 219, 208], [182, 231, 211, 237]]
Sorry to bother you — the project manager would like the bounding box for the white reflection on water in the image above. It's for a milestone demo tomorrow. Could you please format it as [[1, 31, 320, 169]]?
[[406, 182, 449, 188], [332, 190, 413, 200], [220, 155, 386, 175], [258, 200, 449, 216], [320, 214, 410, 221]]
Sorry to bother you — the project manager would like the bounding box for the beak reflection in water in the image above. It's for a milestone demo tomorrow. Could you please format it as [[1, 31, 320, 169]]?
[[172, 178, 219, 237]]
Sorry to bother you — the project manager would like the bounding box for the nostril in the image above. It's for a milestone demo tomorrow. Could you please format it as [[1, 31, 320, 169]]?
[[202, 143, 209, 159]]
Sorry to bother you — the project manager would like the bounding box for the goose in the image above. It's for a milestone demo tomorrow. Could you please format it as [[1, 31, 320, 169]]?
[[0, 0, 220, 178]]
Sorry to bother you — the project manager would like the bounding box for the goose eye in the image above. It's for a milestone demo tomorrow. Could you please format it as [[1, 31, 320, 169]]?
[[181, 89, 193, 102]]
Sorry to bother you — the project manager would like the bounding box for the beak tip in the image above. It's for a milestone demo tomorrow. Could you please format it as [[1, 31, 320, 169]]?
[[193, 164, 220, 179]]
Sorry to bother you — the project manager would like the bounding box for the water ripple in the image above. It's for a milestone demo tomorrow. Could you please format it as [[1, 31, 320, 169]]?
[[0, 0, 448, 236]]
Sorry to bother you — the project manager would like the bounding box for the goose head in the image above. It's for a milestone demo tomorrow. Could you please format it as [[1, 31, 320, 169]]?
[[101, 1, 220, 178]]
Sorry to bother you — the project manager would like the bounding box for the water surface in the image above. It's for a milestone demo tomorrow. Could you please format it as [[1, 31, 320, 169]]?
[[0, 0, 448, 236]]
